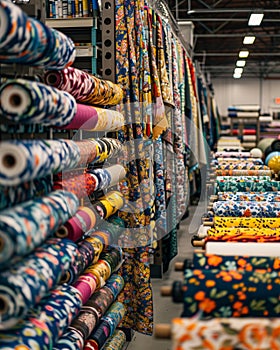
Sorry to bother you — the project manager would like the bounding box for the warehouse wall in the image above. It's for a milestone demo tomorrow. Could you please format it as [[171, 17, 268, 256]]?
[[212, 78, 280, 117]]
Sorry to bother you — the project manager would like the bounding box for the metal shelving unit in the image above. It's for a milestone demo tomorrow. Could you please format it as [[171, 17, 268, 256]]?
[[46, 17, 100, 74]]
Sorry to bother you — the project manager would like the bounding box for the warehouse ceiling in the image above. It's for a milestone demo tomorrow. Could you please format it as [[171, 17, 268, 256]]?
[[166, 0, 280, 79]]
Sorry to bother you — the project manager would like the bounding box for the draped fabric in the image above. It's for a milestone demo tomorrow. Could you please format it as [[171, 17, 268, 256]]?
[[115, 0, 154, 335]]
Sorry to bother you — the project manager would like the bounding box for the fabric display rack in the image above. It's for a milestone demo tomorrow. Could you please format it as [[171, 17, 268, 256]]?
[[0, 0, 128, 349], [154, 136, 280, 349], [0, 0, 221, 346], [228, 105, 260, 149]]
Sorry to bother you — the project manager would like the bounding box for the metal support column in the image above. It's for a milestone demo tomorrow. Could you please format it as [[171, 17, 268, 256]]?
[[101, 0, 116, 82]]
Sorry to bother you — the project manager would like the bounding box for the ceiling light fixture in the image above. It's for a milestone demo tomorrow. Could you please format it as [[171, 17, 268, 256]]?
[[248, 13, 264, 26], [243, 35, 256, 44], [236, 60, 246, 67], [239, 50, 249, 58], [233, 73, 242, 79], [235, 67, 243, 74]]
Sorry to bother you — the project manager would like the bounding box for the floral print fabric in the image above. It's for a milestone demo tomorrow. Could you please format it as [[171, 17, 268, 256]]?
[[216, 180, 280, 193], [171, 317, 280, 350], [217, 192, 280, 202], [182, 268, 280, 318], [212, 200, 280, 218], [192, 252, 280, 271]]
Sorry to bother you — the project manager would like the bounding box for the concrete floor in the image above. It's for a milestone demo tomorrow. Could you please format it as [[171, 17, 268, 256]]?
[[126, 207, 197, 350]]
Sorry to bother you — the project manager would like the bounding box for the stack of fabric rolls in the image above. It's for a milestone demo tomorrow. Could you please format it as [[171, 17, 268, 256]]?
[[0, 1, 127, 349], [156, 138, 280, 349]]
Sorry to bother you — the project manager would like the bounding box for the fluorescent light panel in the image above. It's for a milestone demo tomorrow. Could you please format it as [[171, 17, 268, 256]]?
[[233, 73, 242, 79], [236, 60, 246, 67], [243, 35, 256, 44], [235, 67, 243, 74], [248, 13, 264, 26], [239, 50, 249, 58]]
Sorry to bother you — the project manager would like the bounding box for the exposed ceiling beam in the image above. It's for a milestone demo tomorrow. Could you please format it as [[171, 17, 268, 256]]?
[[196, 0, 212, 9], [197, 20, 214, 33]]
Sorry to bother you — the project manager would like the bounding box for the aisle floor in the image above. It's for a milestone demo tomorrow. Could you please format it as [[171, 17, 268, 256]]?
[[126, 206, 197, 350]]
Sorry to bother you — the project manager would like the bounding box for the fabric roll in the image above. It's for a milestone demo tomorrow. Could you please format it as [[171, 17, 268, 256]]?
[[101, 302, 126, 337], [91, 191, 125, 220], [0, 175, 52, 211], [87, 165, 126, 189], [85, 259, 111, 290], [0, 238, 78, 329], [90, 138, 123, 164], [217, 192, 280, 202], [55, 206, 97, 242], [205, 242, 280, 257], [56, 105, 125, 132], [212, 200, 280, 218], [53, 173, 98, 199], [72, 272, 98, 305], [99, 247, 123, 273], [0, 139, 80, 185], [171, 318, 280, 350], [53, 169, 125, 200], [214, 151, 253, 158], [215, 158, 264, 165], [206, 227, 280, 242], [85, 302, 125, 349], [60, 236, 104, 285], [215, 163, 269, 170], [0, 0, 75, 68], [0, 284, 82, 349], [54, 328, 84, 350], [101, 274, 124, 300], [181, 268, 280, 317], [214, 216, 280, 228], [192, 252, 280, 271], [102, 329, 126, 350], [74, 140, 98, 166], [216, 176, 271, 182], [69, 274, 124, 342], [0, 79, 77, 126], [44, 67, 123, 106], [89, 230, 111, 246], [0, 190, 78, 269], [216, 179, 280, 192], [215, 169, 272, 177], [85, 320, 111, 349], [58, 103, 98, 130]]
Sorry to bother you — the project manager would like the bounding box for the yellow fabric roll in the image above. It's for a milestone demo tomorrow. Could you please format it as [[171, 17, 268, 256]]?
[[214, 216, 280, 229], [207, 227, 280, 242]]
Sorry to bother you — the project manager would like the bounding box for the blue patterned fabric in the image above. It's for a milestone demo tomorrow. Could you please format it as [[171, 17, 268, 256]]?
[[0, 284, 82, 349], [0, 139, 81, 185], [0, 190, 78, 268], [213, 200, 280, 218], [0, 238, 79, 329], [0, 79, 77, 126], [0, 0, 75, 68]]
